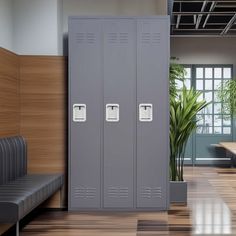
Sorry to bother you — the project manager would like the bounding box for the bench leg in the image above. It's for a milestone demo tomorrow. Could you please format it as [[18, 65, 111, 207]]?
[[16, 221, 19, 236]]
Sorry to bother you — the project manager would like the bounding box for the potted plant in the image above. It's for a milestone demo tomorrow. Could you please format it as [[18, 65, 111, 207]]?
[[169, 61, 207, 204]]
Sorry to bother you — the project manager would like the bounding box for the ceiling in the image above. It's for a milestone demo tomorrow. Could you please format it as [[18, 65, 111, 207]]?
[[171, 0, 236, 36]]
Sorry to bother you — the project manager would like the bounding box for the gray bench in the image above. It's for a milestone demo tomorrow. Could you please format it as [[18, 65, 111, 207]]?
[[0, 136, 64, 236]]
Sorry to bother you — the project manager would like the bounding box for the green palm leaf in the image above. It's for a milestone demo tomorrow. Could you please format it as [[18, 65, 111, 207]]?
[[170, 85, 208, 181]]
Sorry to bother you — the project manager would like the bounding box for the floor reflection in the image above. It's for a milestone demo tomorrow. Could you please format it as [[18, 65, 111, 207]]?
[[192, 199, 231, 235], [20, 167, 236, 236]]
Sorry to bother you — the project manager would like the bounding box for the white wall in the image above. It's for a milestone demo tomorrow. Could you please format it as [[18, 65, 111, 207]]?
[[171, 37, 236, 77], [0, 0, 167, 55], [13, 0, 62, 55], [0, 0, 13, 51], [62, 0, 167, 34], [57, 0, 63, 55]]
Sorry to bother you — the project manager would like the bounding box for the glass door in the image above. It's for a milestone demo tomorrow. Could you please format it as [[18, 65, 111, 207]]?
[[194, 66, 233, 165], [177, 65, 233, 165]]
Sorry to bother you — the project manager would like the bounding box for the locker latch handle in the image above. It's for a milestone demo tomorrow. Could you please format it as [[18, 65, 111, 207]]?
[[139, 104, 153, 122], [73, 104, 86, 122], [106, 104, 119, 122]]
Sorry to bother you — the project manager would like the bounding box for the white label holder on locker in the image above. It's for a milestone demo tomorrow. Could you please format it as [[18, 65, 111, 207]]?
[[139, 104, 153, 122], [73, 104, 86, 122], [106, 104, 119, 122]]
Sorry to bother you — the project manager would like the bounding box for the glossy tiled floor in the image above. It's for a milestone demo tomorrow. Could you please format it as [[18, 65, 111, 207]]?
[[20, 167, 236, 235]]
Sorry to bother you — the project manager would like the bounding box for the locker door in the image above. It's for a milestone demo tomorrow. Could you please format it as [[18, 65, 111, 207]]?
[[69, 19, 102, 209], [103, 19, 136, 208], [137, 19, 169, 209]]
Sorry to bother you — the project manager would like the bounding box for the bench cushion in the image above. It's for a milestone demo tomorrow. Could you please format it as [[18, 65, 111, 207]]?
[[0, 136, 27, 185], [0, 174, 63, 222]]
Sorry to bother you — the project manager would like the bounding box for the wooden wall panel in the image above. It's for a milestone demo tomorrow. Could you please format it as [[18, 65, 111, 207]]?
[[0, 48, 20, 137], [0, 51, 66, 235], [20, 56, 67, 208], [0, 47, 20, 236]]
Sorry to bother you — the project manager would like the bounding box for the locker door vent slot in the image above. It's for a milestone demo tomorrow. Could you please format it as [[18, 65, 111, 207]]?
[[141, 33, 151, 44], [74, 187, 96, 198], [140, 187, 162, 198], [86, 33, 96, 44], [119, 33, 129, 44], [108, 33, 129, 44], [76, 33, 85, 44], [152, 33, 161, 45], [75, 32, 96, 44], [141, 33, 160, 45], [107, 187, 129, 198], [108, 33, 118, 44]]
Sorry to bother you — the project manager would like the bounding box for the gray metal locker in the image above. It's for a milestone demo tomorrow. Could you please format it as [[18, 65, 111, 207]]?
[[103, 19, 136, 208], [137, 19, 169, 209], [68, 16, 169, 211], [69, 19, 103, 209]]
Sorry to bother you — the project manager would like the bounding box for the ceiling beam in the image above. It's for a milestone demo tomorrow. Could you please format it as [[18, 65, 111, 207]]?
[[171, 22, 227, 25], [196, 0, 208, 29], [172, 0, 236, 36], [221, 13, 236, 34], [171, 34, 236, 37], [203, 1, 216, 28], [174, 0, 236, 2], [216, 4, 236, 7], [173, 11, 235, 15], [176, 2, 182, 29], [174, 28, 236, 31], [176, 15, 181, 28]]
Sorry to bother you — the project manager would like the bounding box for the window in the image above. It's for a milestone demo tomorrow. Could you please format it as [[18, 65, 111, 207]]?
[[176, 66, 191, 90], [195, 66, 232, 135], [175, 65, 233, 135]]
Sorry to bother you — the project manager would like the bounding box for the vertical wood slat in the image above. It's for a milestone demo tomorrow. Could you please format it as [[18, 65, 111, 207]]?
[[0, 48, 20, 137], [19, 56, 67, 208]]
